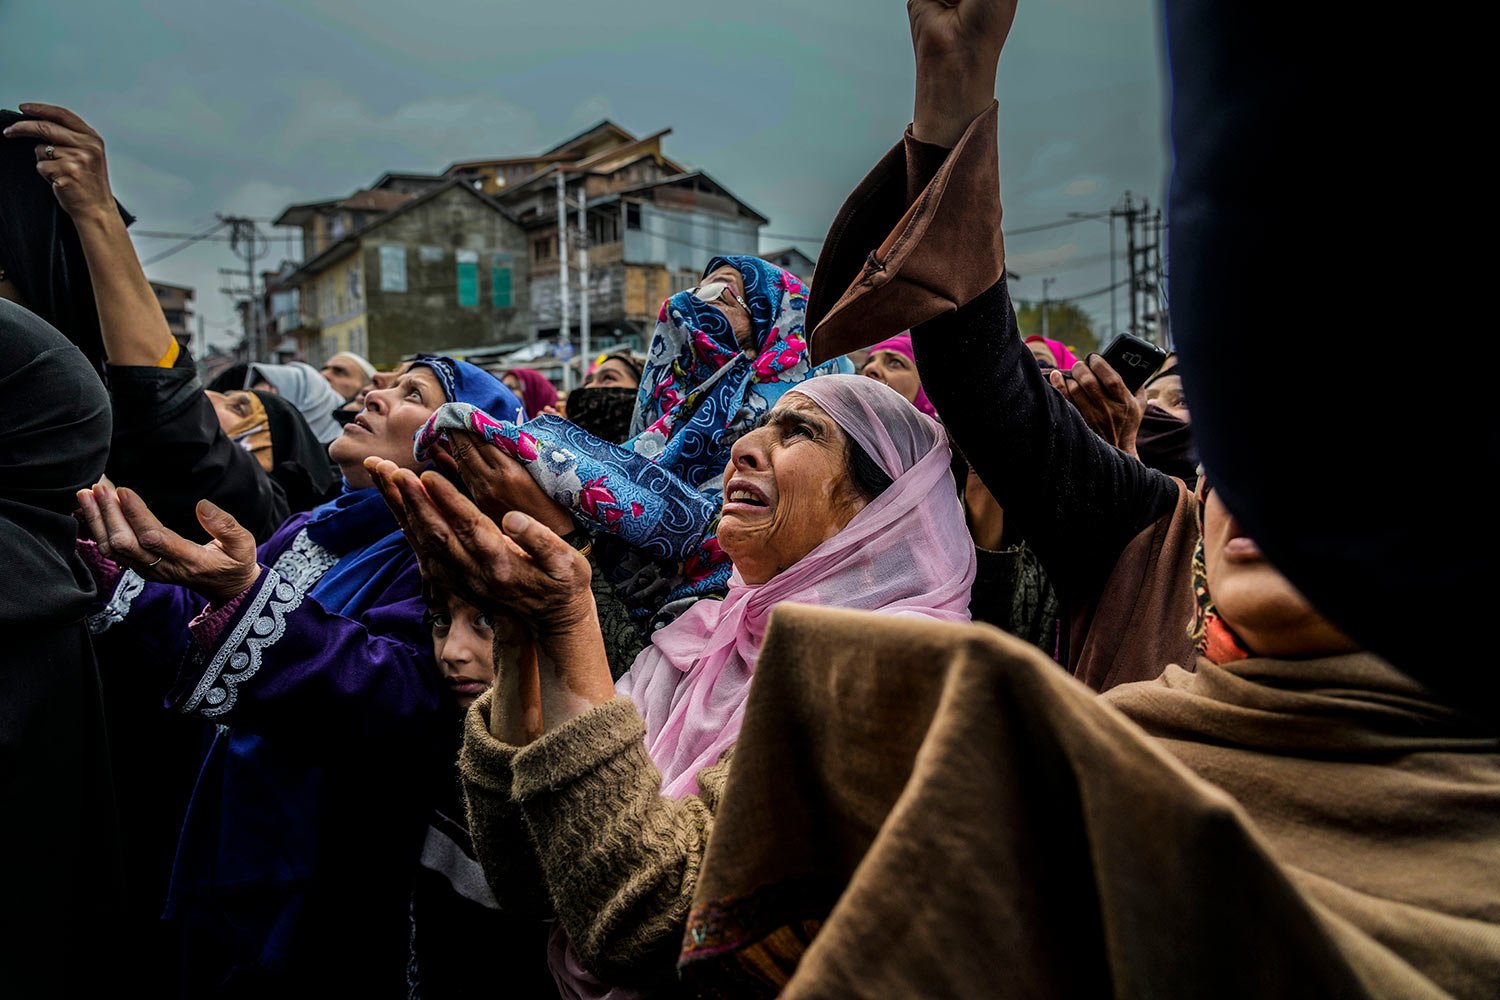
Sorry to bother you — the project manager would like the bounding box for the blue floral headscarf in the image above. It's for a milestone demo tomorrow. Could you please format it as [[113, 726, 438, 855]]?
[[630, 255, 850, 490]]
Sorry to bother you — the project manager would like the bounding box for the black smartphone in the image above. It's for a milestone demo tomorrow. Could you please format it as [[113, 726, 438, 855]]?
[[1099, 333, 1168, 394]]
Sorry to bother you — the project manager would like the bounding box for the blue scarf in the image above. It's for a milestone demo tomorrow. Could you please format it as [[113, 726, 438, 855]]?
[[409, 354, 522, 425], [302, 487, 411, 616]]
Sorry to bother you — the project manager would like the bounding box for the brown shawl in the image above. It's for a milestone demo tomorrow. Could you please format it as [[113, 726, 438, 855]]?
[[680, 605, 1500, 999]]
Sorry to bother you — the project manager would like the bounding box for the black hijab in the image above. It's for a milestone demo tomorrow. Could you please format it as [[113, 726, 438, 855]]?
[[1136, 403, 1199, 489], [568, 352, 643, 443], [0, 299, 110, 627], [206, 362, 250, 394], [566, 386, 638, 444], [0, 109, 133, 377], [250, 389, 341, 513]]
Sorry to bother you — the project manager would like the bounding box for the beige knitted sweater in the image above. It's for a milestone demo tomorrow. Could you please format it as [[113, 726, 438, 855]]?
[[458, 692, 731, 991]]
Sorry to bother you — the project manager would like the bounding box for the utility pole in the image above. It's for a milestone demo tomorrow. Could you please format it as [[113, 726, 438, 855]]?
[[1112, 193, 1140, 338], [222, 215, 266, 361], [1122, 201, 1165, 346], [218, 267, 253, 361], [1108, 215, 1117, 338], [555, 172, 570, 368], [1040, 276, 1056, 340], [1151, 206, 1169, 349], [576, 181, 590, 383]]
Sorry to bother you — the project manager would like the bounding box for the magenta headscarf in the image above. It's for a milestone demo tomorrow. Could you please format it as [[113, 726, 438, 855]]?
[[503, 367, 558, 417], [1024, 335, 1081, 370], [548, 375, 977, 999], [864, 332, 937, 417]]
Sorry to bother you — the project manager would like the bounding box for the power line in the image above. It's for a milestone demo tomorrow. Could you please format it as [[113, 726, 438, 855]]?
[[1008, 213, 1110, 236], [1038, 277, 1130, 304], [137, 197, 1118, 249], [758, 211, 1111, 246], [138, 221, 228, 266], [1063, 279, 1129, 303]]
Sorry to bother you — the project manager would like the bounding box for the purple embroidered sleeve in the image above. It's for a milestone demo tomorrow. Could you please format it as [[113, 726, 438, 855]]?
[[168, 552, 442, 742], [186, 569, 264, 649], [77, 538, 124, 596]]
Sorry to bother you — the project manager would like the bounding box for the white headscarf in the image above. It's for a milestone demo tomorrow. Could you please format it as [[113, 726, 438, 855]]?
[[245, 361, 345, 444]]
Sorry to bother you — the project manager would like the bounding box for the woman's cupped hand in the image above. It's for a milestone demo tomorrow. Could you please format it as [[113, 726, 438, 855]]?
[[75, 482, 262, 604], [364, 456, 592, 636]]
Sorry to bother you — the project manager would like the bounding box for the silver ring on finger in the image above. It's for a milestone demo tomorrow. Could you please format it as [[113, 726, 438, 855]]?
[[146, 555, 164, 568], [44, 144, 57, 160]]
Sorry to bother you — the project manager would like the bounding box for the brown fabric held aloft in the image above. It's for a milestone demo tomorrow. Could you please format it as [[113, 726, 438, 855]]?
[[805, 102, 1004, 365], [680, 604, 1500, 999]]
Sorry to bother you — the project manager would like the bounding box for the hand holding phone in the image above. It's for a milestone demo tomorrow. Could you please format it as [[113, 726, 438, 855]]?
[[1098, 333, 1168, 395], [1048, 351, 1145, 456]]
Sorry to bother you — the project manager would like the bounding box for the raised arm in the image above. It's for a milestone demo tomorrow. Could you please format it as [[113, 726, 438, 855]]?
[[4, 104, 172, 366], [909, 0, 1017, 146], [7, 104, 291, 543], [906, 1, 1177, 597], [809, 0, 1179, 601], [912, 282, 1177, 601]]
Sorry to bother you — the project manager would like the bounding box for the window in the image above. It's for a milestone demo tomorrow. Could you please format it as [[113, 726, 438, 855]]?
[[625, 203, 641, 230], [591, 213, 620, 245], [379, 245, 408, 292], [455, 249, 479, 308], [491, 253, 514, 309]]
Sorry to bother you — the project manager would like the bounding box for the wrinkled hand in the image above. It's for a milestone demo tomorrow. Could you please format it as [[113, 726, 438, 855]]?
[[2, 103, 118, 223], [1049, 356, 1142, 456], [434, 432, 575, 538], [908, 0, 1017, 65], [75, 483, 261, 604], [909, 0, 1019, 146], [365, 458, 590, 633]]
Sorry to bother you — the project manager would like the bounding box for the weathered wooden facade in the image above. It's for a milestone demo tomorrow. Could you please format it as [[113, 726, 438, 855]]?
[[448, 121, 767, 347], [273, 182, 531, 367]]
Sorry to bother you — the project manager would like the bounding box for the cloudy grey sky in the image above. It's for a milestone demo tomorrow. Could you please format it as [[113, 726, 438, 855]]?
[[2, 0, 1168, 350]]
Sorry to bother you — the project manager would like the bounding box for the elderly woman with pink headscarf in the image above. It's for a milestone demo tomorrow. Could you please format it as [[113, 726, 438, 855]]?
[[368, 374, 974, 996]]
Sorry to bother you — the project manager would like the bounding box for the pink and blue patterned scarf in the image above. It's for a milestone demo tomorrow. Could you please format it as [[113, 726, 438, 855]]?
[[630, 255, 848, 489], [415, 257, 850, 626]]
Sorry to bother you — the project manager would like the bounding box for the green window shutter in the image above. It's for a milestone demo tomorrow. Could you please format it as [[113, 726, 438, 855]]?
[[491, 265, 512, 308], [456, 249, 479, 308]]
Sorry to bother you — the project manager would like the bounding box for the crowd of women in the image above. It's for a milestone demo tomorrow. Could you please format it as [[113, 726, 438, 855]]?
[[3, 0, 1494, 997]]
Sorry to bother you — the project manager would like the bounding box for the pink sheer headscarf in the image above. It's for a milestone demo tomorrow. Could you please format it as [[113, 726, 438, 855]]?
[[549, 375, 977, 999], [864, 332, 937, 417], [1025, 335, 1081, 370]]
